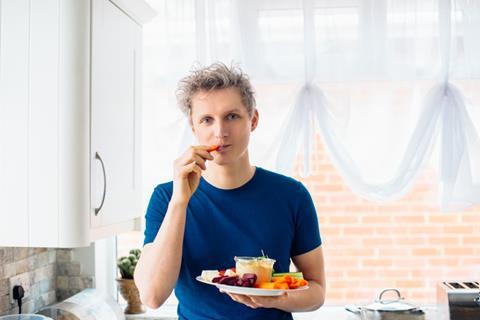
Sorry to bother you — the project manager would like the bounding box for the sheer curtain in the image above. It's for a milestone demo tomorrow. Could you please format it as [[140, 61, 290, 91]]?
[[142, 0, 480, 211]]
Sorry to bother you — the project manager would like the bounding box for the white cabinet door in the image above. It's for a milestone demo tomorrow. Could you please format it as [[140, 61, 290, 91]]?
[[29, 0, 60, 247], [91, 0, 141, 229], [0, 0, 31, 246]]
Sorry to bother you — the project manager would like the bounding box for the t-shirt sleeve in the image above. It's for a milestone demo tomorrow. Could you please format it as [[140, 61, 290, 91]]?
[[143, 184, 172, 246], [290, 183, 322, 257]]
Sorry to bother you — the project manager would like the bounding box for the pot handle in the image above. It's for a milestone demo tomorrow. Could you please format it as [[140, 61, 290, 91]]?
[[475, 294, 480, 307], [345, 305, 362, 314], [378, 288, 402, 303]]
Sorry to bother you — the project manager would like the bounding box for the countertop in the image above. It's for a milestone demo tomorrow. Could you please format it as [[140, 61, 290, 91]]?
[[125, 305, 438, 320]]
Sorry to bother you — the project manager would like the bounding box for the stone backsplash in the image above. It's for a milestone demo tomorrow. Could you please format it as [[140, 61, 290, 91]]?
[[0, 248, 94, 316]]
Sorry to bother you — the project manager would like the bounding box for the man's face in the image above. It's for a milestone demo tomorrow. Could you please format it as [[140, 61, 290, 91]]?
[[190, 87, 258, 165]]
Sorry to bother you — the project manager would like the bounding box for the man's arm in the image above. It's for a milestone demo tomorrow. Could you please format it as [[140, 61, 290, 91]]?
[[224, 246, 326, 311], [276, 245, 326, 311], [134, 200, 188, 309], [134, 146, 214, 309]]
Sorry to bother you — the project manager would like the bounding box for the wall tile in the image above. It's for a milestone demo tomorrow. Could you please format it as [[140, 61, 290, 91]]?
[[0, 247, 94, 316]]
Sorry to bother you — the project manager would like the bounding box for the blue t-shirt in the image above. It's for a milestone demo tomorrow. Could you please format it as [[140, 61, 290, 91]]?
[[144, 167, 321, 320]]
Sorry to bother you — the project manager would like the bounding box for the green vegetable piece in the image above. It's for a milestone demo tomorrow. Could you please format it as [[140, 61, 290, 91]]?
[[272, 272, 304, 279]]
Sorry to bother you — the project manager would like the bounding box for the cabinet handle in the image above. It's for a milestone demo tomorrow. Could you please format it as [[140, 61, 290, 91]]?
[[95, 152, 107, 215]]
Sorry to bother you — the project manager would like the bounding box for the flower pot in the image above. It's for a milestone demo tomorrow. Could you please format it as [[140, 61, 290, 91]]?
[[116, 278, 146, 314]]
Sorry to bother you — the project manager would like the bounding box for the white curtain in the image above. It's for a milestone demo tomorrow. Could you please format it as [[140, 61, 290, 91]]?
[[142, 0, 480, 212]]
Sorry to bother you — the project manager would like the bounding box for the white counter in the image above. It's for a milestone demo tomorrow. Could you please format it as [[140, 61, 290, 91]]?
[[125, 305, 438, 320]]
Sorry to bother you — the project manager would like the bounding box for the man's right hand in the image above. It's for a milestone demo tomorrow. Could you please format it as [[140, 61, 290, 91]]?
[[171, 145, 215, 204]]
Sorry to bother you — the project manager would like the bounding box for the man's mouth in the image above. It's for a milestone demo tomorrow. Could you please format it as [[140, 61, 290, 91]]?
[[216, 144, 231, 152]]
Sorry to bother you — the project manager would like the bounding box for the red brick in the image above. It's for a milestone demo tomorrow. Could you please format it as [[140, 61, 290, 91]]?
[[396, 280, 426, 288], [316, 184, 345, 192], [324, 270, 344, 278], [345, 205, 376, 213], [428, 215, 460, 224], [377, 204, 408, 213], [343, 227, 375, 235], [362, 259, 392, 267], [361, 215, 392, 223], [315, 205, 343, 212], [325, 237, 358, 246], [378, 269, 410, 278], [393, 237, 426, 246], [320, 226, 342, 235], [329, 216, 360, 224], [428, 258, 462, 266], [392, 258, 428, 267], [377, 248, 410, 256], [329, 194, 362, 204], [375, 226, 409, 234], [443, 226, 475, 233], [461, 257, 480, 265], [443, 247, 475, 255], [347, 269, 378, 278], [461, 213, 480, 223], [408, 226, 443, 234], [363, 237, 394, 246], [412, 248, 441, 256], [393, 215, 425, 224], [409, 205, 439, 212], [428, 236, 461, 246], [342, 248, 376, 257]]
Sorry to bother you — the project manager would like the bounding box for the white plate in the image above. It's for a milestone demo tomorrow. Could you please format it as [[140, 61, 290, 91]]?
[[195, 276, 309, 296]]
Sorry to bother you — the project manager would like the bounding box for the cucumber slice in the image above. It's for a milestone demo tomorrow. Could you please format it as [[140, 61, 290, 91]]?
[[272, 272, 304, 279]]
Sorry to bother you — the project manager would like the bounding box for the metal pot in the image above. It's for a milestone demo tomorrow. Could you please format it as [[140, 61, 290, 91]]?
[[346, 288, 425, 320]]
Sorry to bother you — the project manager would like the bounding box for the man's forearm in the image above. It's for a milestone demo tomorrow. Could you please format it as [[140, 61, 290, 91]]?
[[134, 201, 188, 308], [275, 281, 325, 312]]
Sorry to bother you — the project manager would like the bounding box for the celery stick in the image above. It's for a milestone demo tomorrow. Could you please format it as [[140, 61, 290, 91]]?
[[272, 272, 304, 279]]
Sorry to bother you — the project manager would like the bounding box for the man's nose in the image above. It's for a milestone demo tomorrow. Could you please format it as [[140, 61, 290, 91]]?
[[213, 121, 229, 139]]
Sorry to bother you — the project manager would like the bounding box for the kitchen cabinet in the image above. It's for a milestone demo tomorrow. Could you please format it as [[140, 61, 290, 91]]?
[[0, 0, 155, 247]]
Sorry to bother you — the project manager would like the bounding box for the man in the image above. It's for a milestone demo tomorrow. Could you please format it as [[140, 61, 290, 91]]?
[[135, 62, 326, 320]]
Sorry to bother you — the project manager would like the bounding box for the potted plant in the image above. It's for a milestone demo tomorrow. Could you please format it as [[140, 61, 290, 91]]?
[[116, 248, 145, 314]]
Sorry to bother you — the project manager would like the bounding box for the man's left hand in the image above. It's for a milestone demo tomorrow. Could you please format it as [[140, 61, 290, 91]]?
[[221, 290, 288, 309]]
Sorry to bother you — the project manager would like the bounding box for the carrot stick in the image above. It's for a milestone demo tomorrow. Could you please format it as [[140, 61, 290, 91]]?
[[207, 145, 220, 152]]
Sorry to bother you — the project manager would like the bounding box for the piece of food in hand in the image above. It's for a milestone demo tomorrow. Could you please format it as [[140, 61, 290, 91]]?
[[217, 276, 239, 286], [207, 145, 220, 152], [255, 282, 276, 289], [272, 272, 304, 279], [289, 278, 308, 289], [201, 270, 221, 282], [241, 273, 257, 286], [210, 273, 257, 287], [224, 268, 237, 277], [218, 267, 236, 277], [255, 275, 309, 290], [255, 281, 288, 290]]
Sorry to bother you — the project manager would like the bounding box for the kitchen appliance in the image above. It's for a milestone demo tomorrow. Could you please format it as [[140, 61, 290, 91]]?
[[37, 289, 124, 320], [437, 281, 480, 320], [345, 288, 425, 320], [0, 316, 52, 320]]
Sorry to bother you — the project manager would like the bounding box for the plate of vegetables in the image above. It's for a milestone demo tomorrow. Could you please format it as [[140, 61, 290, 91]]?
[[197, 269, 309, 296]]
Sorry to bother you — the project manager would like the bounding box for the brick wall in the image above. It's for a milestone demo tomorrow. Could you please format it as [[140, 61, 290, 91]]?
[[294, 134, 480, 304], [118, 132, 480, 306], [0, 248, 94, 316]]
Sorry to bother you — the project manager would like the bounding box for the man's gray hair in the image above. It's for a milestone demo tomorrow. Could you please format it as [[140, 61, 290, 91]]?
[[176, 62, 256, 118]]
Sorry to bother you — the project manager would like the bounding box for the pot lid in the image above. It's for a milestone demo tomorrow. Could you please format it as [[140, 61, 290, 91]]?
[[364, 289, 417, 312]]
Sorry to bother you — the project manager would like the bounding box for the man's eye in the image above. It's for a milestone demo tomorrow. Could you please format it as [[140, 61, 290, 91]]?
[[201, 117, 212, 124], [227, 113, 239, 120]]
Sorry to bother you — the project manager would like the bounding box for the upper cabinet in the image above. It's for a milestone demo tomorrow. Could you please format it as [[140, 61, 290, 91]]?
[[0, 0, 156, 247]]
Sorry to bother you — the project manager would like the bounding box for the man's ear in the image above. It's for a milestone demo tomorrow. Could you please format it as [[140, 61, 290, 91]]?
[[189, 116, 195, 133], [251, 109, 259, 132]]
